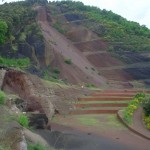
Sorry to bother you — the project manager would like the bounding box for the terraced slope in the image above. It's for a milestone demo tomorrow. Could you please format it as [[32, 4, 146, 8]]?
[[46, 3, 150, 88], [70, 89, 150, 115]]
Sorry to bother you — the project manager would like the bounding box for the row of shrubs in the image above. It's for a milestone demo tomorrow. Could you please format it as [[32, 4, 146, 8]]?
[[124, 92, 150, 130]]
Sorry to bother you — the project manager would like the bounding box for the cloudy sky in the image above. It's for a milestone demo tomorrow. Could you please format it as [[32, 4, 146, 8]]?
[[0, 0, 150, 29]]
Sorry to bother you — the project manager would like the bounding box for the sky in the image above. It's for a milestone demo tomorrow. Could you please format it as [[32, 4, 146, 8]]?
[[0, 0, 150, 29]]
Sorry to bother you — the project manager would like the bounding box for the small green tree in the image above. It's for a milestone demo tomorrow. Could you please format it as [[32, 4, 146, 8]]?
[[0, 21, 8, 44]]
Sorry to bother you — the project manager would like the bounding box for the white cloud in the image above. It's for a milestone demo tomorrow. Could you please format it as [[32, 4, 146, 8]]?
[[0, 0, 150, 28]]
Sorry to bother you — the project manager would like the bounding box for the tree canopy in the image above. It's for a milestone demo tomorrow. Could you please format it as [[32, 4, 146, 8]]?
[[0, 21, 8, 44]]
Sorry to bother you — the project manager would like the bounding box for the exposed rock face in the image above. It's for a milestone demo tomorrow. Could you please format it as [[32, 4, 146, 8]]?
[[1, 70, 76, 123], [2, 70, 54, 119], [0, 122, 22, 150], [0, 69, 6, 89]]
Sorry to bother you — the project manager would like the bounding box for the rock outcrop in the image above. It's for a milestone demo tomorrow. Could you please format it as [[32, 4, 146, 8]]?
[[1, 69, 75, 124], [0, 69, 6, 89]]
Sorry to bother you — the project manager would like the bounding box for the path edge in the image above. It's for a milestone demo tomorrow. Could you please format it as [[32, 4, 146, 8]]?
[[117, 110, 150, 140]]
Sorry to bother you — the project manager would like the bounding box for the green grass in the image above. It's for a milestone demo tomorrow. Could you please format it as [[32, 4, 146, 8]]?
[[28, 143, 47, 150], [0, 91, 6, 105], [75, 115, 124, 129], [0, 57, 30, 69], [18, 114, 29, 128], [76, 115, 100, 126], [0, 144, 11, 150]]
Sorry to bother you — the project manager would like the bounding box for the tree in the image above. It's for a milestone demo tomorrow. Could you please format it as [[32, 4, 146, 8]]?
[[0, 21, 8, 44]]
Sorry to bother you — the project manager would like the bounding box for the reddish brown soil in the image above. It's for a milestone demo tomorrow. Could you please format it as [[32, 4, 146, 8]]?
[[92, 93, 135, 97], [70, 109, 118, 115], [101, 89, 149, 93], [78, 97, 131, 101], [74, 39, 107, 52], [87, 53, 124, 67], [100, 69, 133, 81], [70, 89, 135, 115], [75, 103, 128, 108], [36, 6, 106, 86], [66, 28, 98, 43]]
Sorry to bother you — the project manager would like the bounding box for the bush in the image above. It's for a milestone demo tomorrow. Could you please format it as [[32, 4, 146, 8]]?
[[18, 114, 29, 128], [142, 95, 150, 116], [0, 91, 6, 105], [53, 67, 60, 74], [64, 58, 72, 64], [85, 83, 95, 88], [123, 93, 145, 124], [28, 143, 47, 150], [143, 116, 150, 130]]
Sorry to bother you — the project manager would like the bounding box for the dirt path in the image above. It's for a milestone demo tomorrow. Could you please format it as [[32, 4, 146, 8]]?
[[36, 6, 106, 86], [49, 114, 149, 150]]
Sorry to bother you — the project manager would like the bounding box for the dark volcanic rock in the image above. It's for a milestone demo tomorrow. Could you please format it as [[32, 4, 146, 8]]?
[[29, 113, 49, 129]]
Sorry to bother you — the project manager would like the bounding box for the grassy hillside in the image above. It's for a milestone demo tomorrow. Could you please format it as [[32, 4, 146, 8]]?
[[48, 1, 150, 52]]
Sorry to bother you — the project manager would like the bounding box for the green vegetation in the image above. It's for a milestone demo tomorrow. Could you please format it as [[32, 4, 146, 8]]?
[[64, 58, 72, 64], [18, 114, 29, 128], [124, 93, 145, 124], [0, 91, 6, 105], [53, 67, 60, 74], [143, 115, 150, 130], [141, 95, 150, 116], [50, 1, 150, 52], [77, 115, 100, 126], [91, 67, 95, 71], [0, 145, 11, 150], [141, 94, 150, 130], [85, 83, 95, 88], [0, 21, 8, 44], [43, 69, 65, 84], [0, 57, 30, 68], [0, 1, 36, 44], [26, 0, 48, 5], [53, 22, 66, 34], [28, 143, 47, 150]]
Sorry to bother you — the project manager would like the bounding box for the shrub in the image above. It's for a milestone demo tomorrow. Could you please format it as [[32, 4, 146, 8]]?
[[0, 91, 6, 105], [85, 83, 95, 88], [123, 93, 145, 124], [142, 95, 150, 116], [91, 67, 95, 71], [28, 143, 47, 150], [53, 67, 60, 74], [143, 116, 150, 130], [64, 58, 72, 64], [18, 114, 29, 128]]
